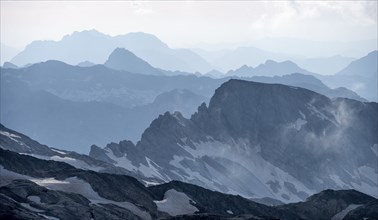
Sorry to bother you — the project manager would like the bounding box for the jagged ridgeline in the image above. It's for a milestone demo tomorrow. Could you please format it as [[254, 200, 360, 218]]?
[[90, 79, 377, 203], [1, 131, 378, 219]]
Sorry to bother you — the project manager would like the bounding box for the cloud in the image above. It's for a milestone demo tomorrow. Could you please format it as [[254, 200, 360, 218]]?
[[249, 1, 377, 41], [130, 1, 154, 15]]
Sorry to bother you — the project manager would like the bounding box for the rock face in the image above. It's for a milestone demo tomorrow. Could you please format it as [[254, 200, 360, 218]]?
[[0, 124, 140, 178], [1, 131, 377, 220], [90, 79, 378, 203]]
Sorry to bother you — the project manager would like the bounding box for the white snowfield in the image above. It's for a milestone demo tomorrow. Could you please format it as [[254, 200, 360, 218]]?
[[154, 189, 198, 216], [105, 149, 169, 181], [0, 166, 151, 220]]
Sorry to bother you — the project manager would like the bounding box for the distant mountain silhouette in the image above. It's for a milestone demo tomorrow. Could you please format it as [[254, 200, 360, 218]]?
[[294, 55, 355, 75], [208, 46, 288, 71], [1, 61, 367, 151], [104, 48, 163, 75], [226, 60, 313, 77], [10, 30, 213, 72], [2, 62, 18, 69], [248, 73, 366, 102], [76, 60, 96, 67], [337, 50, 377, 77], [0, 43, 19, 65], [320, 50, 378, 101]]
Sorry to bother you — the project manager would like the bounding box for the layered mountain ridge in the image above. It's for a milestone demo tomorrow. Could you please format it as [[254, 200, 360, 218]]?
[[1, 130, 377, 220], [90, 79, 378, 203]]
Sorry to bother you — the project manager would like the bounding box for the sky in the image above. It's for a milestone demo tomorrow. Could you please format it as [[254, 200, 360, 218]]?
[[1, 1, 377, 50]]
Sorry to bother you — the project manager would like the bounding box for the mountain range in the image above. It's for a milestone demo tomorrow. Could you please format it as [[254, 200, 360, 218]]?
[[9, 30, 213, 73], [319, 50, 378, 101], [226, 60, 314, 77], [90, 79, 377, 203], [0, 50, 377, 218], [1, 25, 377, 220], [1, 122, 377, 219], [1, 48, 367, 152]]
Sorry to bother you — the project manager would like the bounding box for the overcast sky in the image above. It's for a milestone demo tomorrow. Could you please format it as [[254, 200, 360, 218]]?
[[1, 1, 377, 50]]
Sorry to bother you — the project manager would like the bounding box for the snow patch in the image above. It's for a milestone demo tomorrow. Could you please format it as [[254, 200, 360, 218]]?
[[371, 144, 378, 156], [0, 131, 28, 147], [306, 103, 335, 124], [27, 196, 41, 204], [154, 189, 198, 216], [299, 111, 306, 119], [106, 150, 138, 171], [288, 118, 307, 131], [38, 214, 59, 220], [139, 157, 167, 180], [0, 131, 21, 139], [329, 174, 346, 188], [331, 204, 362, 220], [143, 180, 161, 187], [50, 148, 67, 155], [20, 203, 44, 212], [25, 154, 102, 172]]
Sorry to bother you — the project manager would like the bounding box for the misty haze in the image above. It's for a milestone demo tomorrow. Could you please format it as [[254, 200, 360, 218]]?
[[0, 1, 377, 220]]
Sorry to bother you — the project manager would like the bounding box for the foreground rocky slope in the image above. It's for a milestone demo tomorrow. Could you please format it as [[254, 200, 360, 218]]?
[[91, 79, 377, 203], [1, 148, 377, 220]]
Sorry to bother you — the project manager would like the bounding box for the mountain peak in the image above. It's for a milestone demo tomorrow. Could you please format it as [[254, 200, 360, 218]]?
[[104, 48, 163, 75], [115, 32, 169, 50], [305, 189, 377, 204], [63, 29, 109, 40], [337, 50, 377, 77]]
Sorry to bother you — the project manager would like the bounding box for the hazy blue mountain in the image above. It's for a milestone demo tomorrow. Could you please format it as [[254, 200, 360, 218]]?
[[91, 80, 377, 203], [10, 30, 213, 72], [336, 50, 377, 77], [0, 43, 19, 65], [2, 62, 18, 69], [145, 89, 209, 118], [293, 55, 355, 75], [11, 30, 118, 66], [0, 71, 210, 152], [319, 50, 378, 101], [1, 60, 220, 107], [248, 37, 377, 58], [209, 46, 289, 71], [248, 73, 366, 102], [204, 69, 224, 78], [76, 60, 96, 67], [226, 60, 313, 77], [1, 61, 367, 152], [104, 48, 163, 75]]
